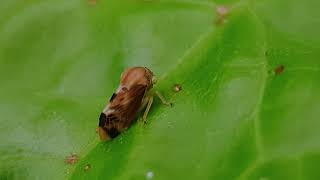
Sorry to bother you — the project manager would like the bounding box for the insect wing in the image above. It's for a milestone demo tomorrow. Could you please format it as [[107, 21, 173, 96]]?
[[110, 84, 147, 127], [99, 84, 147, 138]]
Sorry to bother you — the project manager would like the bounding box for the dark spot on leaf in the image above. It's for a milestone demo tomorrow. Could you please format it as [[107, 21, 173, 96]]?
[[173, 84, 182, 92], [275, 65, 285, 75], [216, 6, 229, 16], [215, 6, 229, 25], [88, 0, 96, 5], [65, 153, 79, 165], [84, 164, 91, 172]]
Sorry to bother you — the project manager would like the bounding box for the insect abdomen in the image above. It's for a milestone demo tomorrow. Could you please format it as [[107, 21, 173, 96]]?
[[99, 112, 121, 139], [107, 127, 120, 138]]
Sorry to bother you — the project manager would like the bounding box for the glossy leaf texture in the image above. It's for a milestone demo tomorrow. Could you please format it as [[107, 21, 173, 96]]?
[[0, 0, 319, 179]]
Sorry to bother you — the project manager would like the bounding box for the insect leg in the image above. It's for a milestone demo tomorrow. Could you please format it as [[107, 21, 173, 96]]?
[[143, 96, 154, 124], [155, 91, 172, 106]]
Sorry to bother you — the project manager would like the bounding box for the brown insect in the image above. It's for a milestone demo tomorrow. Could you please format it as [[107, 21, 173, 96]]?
[[96, 67, 171, 141]]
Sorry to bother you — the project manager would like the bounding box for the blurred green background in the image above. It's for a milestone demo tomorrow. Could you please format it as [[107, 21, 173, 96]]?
[[0, 0, 320, 179]]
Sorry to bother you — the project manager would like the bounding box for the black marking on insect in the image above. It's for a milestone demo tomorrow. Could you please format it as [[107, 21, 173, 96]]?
[[109, 93, 117, 102], [105, 114, 119, 124], [99, 113, 107, 127], [107, 127, 120, 138]]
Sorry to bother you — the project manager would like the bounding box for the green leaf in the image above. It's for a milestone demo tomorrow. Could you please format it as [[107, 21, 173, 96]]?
[[0, 0, 319, 179]]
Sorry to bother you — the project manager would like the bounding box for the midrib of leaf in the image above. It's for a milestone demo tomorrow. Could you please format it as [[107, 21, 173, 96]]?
[[234, 6, 269, 180]]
